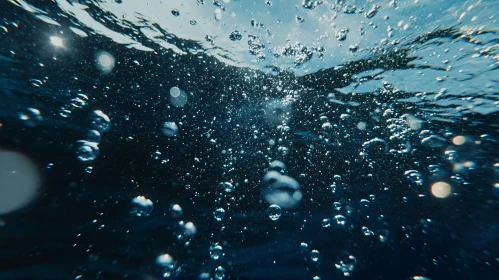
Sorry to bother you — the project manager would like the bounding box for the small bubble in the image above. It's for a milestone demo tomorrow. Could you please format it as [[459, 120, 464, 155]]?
[[267, 204, 282, 221], [89, 110, 111, 133], [170, 204, 183, 218], [84, 166, 93, 174], [302, 0, 322, 10], [335, 255, 357, 277], [155, 253, 180, 278], [182, 221, 197, 236], [209, 243, 224, 260], [86, 130, 101, 143], [171, 9, 180, 17], [333, 201, 342, 211], [131, 196, 153, 217], [322, 218, 331, 228], [162, 121, 179, 137], [310, 249, 320, 262], [335, 28, 349, 41], [219, 182, 234, 193], [214, 266, 226, 280], [229, 30, 242, 41], [170, 86, 180, 97], [333, 215, 346, 226], [76, 142, 99, 162], [360, 199, 370, 207], [362, 226, 374, 236], [365, 5, 379, 19], [190, 20, 197, 25], [214, 208, 226, 222], [19, 108, 42, 127]]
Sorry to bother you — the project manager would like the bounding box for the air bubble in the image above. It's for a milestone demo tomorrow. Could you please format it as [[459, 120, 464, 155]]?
[[131, 196, 153, 217], [333, 215, 346, 227], [335, 254, 357, 277], [322, 218, 331, 228], [262, 171, 302, 209], [229, 30, 242, 41], [214, 208, 226, 222], [209, 243, 224, 260], [76, 141, 99, 162], [267, 204, 282, 221], [310, 249, 320, 262], [162, 122, 179, 137], [219, 181, 234, 193], [90, 110, 111, 133]]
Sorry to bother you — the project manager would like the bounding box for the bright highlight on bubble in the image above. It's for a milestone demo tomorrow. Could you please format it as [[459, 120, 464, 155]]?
[[170, 86, 181, 97], [452, 135, 466, 145], [0, 150, 41, 215], [50, 36, 63, 47], [431, 181, 451, 198], [95, 51, 115, 73]]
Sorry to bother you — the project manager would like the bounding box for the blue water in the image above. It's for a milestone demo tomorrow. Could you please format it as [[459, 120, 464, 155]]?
[[1, 0, 499, 279]]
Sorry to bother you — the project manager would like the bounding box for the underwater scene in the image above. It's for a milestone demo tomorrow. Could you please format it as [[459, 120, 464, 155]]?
[[1, 0, 499, 279]]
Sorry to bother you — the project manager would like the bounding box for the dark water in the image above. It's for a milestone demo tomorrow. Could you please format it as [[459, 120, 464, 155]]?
[[1, 1, 499, 279]]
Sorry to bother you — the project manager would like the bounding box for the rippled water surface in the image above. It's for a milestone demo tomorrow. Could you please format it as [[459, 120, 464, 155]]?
[[1, 0, 499, 279]]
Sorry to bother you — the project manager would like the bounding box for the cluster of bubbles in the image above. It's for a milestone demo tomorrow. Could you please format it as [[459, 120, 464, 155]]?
[[130, 196, 153, 217], [76, 110, 111, 165], [261, 161, 302, 210]]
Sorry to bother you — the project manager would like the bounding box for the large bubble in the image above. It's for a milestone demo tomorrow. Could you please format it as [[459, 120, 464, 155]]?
[[262, 170, 302, 209], [0, 151, 41, 215]]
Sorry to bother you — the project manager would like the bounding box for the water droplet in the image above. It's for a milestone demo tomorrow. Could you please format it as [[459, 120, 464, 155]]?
[[214, 208, 225, 222], [267, 204, 282, 221], [209, 243, 224, 260], [162, 122, 179, 137], [131, 196, 153, 217]]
